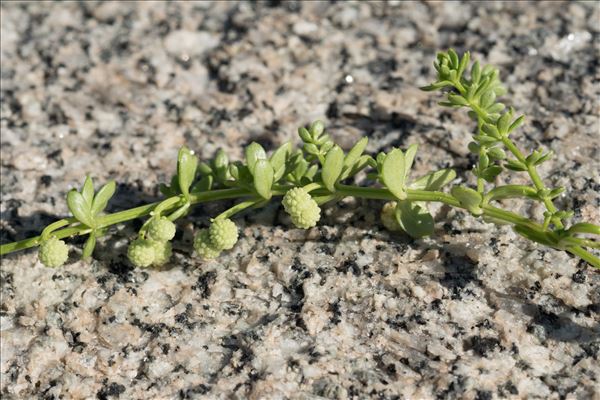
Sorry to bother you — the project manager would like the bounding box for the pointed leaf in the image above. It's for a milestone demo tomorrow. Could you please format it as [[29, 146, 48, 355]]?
[[346, 155, 374, 178], [451, 186, 483, 215], [420, 81, 453, 91], [381, 149, 407, 200], [253, 159, 274, 200], [508, 115, 525, 134], [298, 127, 312, 142], [487, 185, 538, 201], [245, 142, 267, 174], [403, 144, 418, 179], [480, 165, 503, 182], [198, 162, 213, 176], [91, 181, 116, 216], [305, 164, 319, 180], [514, 225, 556, 247], [81, 176, 94, 208], [191, 175, 213, 193], [395, 201, 434, 238], [177, 146, 198, 199], [567, 223, 600, 236], [322, 145, 344, 192], [342, 137, 368, 172], [82, 233, 96, 260], [270, 142, 292, 181], [67, 190, 94, 227], [410, 169, 456, 191], [505, 159, 528, 172], [214, 149, 228, 169], [293, 158, 309, 180]]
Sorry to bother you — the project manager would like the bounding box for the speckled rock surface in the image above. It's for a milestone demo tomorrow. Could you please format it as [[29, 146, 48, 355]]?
[[1, 2, 599, 399]]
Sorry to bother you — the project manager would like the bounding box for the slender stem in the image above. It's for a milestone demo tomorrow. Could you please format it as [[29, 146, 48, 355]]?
[[567, 246, 600, 270], [336, 184, 598, 268], [0, 188, 250, 255], [215, 199, 260, 220], [457, 81, 565, 231], [501, 137, 561, 218], [2, 181, 598, 269]]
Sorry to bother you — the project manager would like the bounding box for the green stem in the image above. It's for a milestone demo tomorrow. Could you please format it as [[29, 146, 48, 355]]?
[[0, 188, 250, 255], [215, 199, 261, 220], [501, 137, 563, 229], [336, 184, 598, 268], [567, 246, 600, 270]]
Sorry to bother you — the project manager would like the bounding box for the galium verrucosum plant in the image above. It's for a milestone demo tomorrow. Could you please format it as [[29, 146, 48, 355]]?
[[0, 49, 598, 269]]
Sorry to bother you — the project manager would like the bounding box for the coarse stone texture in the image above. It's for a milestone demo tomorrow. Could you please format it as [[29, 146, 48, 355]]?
[[1, 1, 599, 399]]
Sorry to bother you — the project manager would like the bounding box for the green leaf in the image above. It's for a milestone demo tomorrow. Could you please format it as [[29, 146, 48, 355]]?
[[420, 81, 453, 91], [410, 169, 456, 191], [236, 164, 254, 185], [177, 146, 198, 200], [448, 49, 459, 68], [67, 190, 94, 227], [471, 61, 481, 84], [505, 159, 528, 172], [81, 176, 94, 209], [508, 115, 525, 134], [514, 225, 557, 247], [82, 233, 96, 260], [293, 158, 309, 181], [457, 51, 470, 78], [533, 151, 553, 166], [303, 143, 319, 156], [487, 185, 538, 201], [342, 137, 368, 175], [451, 185, 483, 215], [310, 120, 325, 138], [547, 187, 565, 199], [245, 142, 267, 175], [191, 175, 213, 193], [198, 161, 213, 175], [298, 127, 312, 142], [381, 149, 407, 200], [567, 223, 600, 236], [395, 201, 434, 238], [487, 147, 506, 160], [214, 149, 228, 169], [447, 94, 468, 106], [481, 123, 501, 138], [346, 155, 373, 178], [322, 145, 344, 192], [253, 159, 274, 200], [376, 152, 386, 167], [403, 144, 418, 178], [91, 181, 116, 216], [480, 90, 496, 109], [305, 164, 319, 181], [270, 142, 292, 181], [481, 165, 503, 182], [497, 111, 512, 135], [487, 103, 505, 114]]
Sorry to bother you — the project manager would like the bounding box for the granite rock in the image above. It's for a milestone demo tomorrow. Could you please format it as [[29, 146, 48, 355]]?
[[1, 2, 599, 399]]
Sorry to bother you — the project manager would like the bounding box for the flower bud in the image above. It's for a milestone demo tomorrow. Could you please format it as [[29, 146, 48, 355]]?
[[282, 187, 321, 229], [127, 238, 156, 268], [38, 237, 69, 268], [209, 218, 238, 250], [194, 229, 221, 260], [151, 240, 172, 266], [146, 217, 176, 242]]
